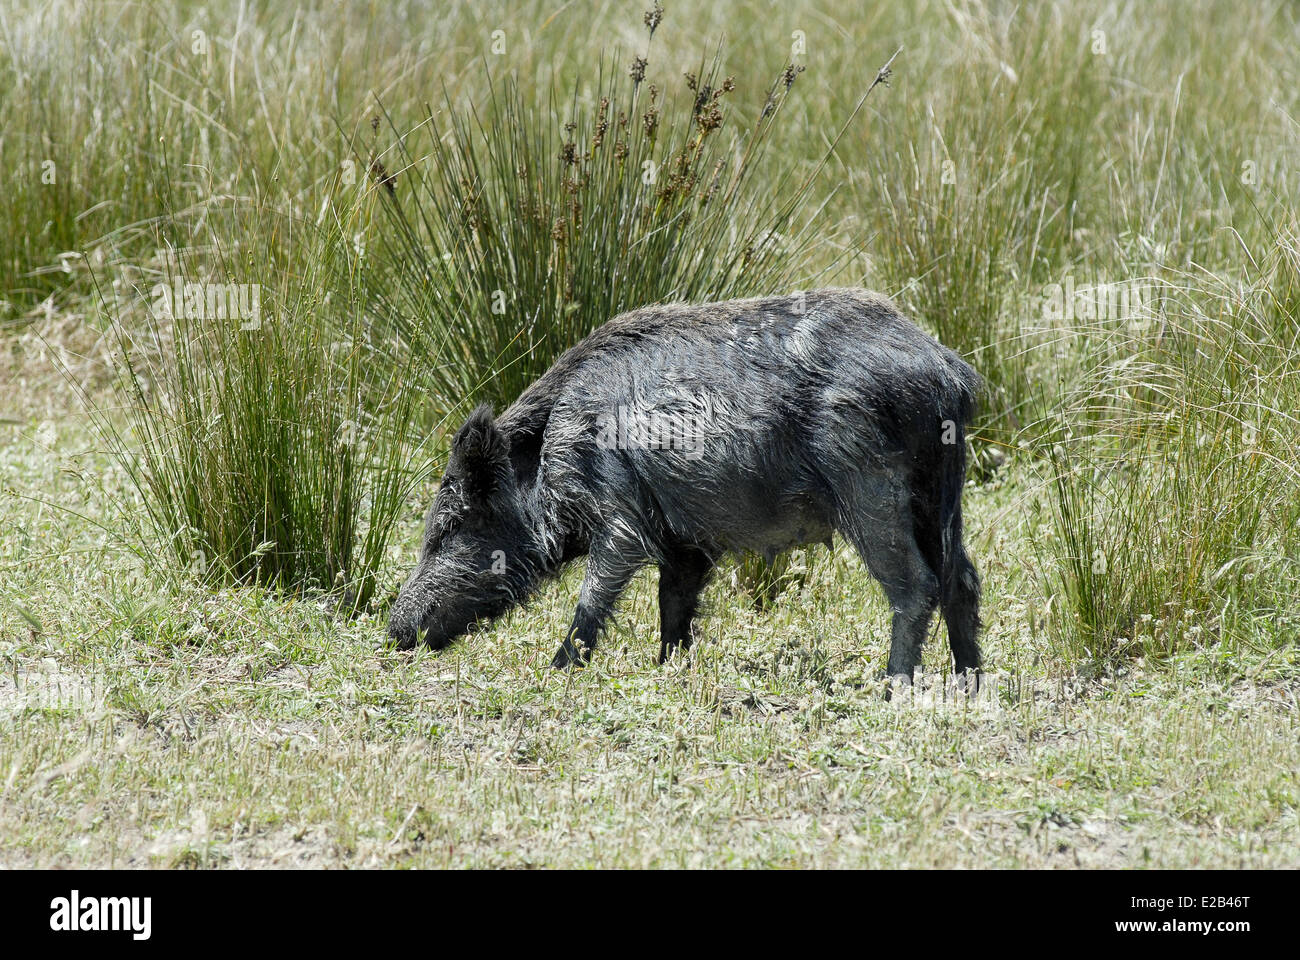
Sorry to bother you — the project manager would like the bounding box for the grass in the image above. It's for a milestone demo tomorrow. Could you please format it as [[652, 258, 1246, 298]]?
[[1032, 228, 1300, 665], [64, 190, 425, 607], [1, 0, 1298, 867], [3, 407, 1296, 867], [366, 30, 846, 416]]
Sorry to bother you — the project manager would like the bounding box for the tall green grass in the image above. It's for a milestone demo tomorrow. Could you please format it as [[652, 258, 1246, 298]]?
[[365, 12, 855, 415], [2, 0, 479, 600], [1034, 229, 1300, 665], [0, 4, 181, 315], [0, 0, 490, 322], [70, 188, 424, 606], [859, 2, 1110, 444]]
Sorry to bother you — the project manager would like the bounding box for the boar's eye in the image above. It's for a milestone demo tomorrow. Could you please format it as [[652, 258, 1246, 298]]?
[[423, 481, 461, 549], [429, 481, 466, 537]]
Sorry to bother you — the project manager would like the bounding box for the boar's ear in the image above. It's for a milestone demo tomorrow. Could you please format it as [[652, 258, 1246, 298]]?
[[449, 404, 512, 506]]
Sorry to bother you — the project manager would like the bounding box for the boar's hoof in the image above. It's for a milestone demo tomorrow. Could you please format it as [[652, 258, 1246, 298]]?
[[883, 673, 914, 702], [388, 627, 418, 652], [550, 639, 591, 670], [425, 628, 458, 652], [657, 640, 690, 665], [954, 669, 982, 698]]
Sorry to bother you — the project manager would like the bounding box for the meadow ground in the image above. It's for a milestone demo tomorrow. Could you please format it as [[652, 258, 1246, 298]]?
[[1, 0, 1298, 867], [3, 345, 1295, 868]]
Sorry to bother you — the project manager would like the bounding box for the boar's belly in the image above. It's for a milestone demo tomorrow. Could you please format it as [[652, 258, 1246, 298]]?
[[684, 490, 833, 558]]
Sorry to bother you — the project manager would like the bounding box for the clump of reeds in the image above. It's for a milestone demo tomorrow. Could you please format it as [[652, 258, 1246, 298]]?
[[1032, 228, 1300, 666], [71, 190, 425, 608], [365, 5, 853, 416]]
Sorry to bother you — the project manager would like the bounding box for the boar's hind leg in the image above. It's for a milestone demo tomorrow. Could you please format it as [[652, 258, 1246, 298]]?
[[836, 480, 940, 686], [551, 531, 642, 669], [658, 546, 715, 664]]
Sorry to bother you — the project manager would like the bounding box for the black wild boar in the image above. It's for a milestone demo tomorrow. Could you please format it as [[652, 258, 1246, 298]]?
[[388, 289, 982, 688]]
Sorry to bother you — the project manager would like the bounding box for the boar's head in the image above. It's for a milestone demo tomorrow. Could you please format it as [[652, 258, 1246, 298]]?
[[388, 405, 542, 650]]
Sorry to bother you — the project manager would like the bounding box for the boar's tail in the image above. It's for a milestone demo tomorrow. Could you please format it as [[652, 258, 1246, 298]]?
[[932, 365, 982, 670]]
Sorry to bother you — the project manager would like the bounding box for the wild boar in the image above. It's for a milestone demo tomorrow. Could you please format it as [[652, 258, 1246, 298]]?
[[388, 289, 982, 688]]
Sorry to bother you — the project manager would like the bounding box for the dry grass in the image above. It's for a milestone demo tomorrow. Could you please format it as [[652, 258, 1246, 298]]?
[[2, 369, 1296, 867]]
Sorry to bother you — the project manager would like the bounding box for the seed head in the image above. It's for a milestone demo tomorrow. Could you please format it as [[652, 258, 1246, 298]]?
[[592, 97, 610, 148], [369, 156, 396, 195], [644, 3, 663, 37]]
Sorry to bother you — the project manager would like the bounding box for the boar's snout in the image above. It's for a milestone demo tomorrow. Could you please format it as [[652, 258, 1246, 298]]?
[[387, 588, 425, 651], [387, 615, 419, 651], [386, 556, 481, 652], [388, 560, 446, 650]]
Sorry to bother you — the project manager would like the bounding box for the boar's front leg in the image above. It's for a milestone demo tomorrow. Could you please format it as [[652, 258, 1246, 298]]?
[[551, 530, 643, 669], [657, 545, 715, 663]]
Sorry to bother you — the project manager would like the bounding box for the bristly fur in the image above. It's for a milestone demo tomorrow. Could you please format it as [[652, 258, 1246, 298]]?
[[389, 288, 982, 687]]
